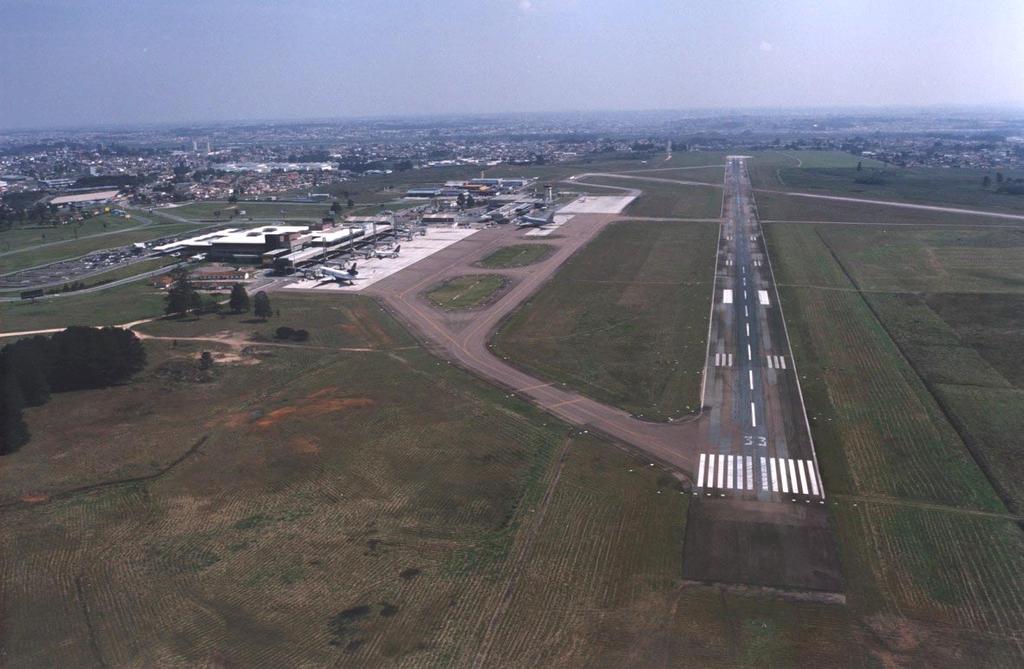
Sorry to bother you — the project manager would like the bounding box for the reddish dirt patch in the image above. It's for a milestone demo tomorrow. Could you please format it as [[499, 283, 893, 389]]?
[[289, 436, 321, 455], [254, 389, 375, 428], [19, 493, 49, 503]]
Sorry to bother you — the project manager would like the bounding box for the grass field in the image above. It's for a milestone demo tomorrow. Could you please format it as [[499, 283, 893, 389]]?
[[0, 215, 141, 253], [619, 165, 727, 185], [0, 279, 170, 333], [494, 220, 718, 420], [426, 274, 506, 310], [766, 223, 1003, 509], [476, 244, 554, 268], [581, 175, 723, 219], [765, 165, 1024, 214], [754, 190, 1024, 225], [165, 201, 334, 221], [0, 222, 203, 274], [4, 287, 1024, 665]]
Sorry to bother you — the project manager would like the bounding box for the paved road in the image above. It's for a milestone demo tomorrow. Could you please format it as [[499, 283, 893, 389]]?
[[697, 157, 824, 502]]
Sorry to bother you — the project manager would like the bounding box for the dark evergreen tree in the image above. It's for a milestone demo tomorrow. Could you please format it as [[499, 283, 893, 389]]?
[[165, 267, 202, 316], [228, 283, 250, 313], [1, 371, 30, 455], [253, 291, 272, 320]]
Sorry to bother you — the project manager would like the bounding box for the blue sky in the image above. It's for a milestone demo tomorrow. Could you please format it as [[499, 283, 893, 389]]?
[[1, 0, 1022, 128]]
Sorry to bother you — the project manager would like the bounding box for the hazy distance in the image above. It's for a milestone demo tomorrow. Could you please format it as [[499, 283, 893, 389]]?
[[2, 0, 1023, 129]]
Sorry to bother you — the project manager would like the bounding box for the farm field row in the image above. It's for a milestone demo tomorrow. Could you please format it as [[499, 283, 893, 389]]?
[[493, 220, 718, 421]]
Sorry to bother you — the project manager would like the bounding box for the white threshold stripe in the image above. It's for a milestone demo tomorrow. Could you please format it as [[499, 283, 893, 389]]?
[[780, 356, 786, 369], [746, 455, 754, 490], [760, 456, 769, 490], [788, 460, 799, 495], [726, 455, 734, 489], [697, 453, 706, 488], [767, 356, 774, 369], [758, 290, 770, 305], [707, 454, 715, 491], [717, 454, 725, 489], [797, 459, 809, 494], [728, 354, 733, 366], [735, 456, 742, 489], [750, 402, 757, 427], [770, 458, 779, 492], [779, 458, 789, 493], [723, 289, 733, 304], [806, 461, 820, 496]]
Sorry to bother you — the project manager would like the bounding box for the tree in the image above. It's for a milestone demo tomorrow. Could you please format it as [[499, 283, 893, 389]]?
[[856, 161, 863, 172], [330, 201, 343, 214], [228, 283, 250, 313], [199, 351, 214, 370], [164, 267, 202, 316], [1, 372, 30, 455], [996, 172, 1004, 184], [228, 193, 239, 204], [346, 198, 354, 208], [456, 192, 467, 209], [275, 326, 295, 340], [1, 336, 51, 406], [253, 291, 272, 320], [983, 175, 992, 188]]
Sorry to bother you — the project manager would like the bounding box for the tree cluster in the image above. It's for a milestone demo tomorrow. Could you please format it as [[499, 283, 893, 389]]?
[[274, 326, 309, 342], [1, 327, 146, 454]]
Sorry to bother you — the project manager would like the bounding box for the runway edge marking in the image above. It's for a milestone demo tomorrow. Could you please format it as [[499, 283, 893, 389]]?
[[748, 159, 827, 500]]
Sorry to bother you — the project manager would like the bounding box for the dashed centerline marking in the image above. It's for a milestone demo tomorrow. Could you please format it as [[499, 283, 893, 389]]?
[[750, 402, 757, 427]]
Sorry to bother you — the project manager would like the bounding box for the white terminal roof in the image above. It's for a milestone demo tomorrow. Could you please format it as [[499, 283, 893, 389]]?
[[309, 227, 365, 243], [50, 189, 121, 205], [151, 225, 309, 252]]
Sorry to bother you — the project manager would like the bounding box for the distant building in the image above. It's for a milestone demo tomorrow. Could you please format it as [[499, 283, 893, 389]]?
[[49, 189, 122, 206]]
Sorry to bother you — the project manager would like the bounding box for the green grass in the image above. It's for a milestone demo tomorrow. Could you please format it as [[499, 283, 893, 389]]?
[[426, 274, 506, 310], [0, 222, 203, 274], [817, 225, 1024, 294], [755, 190, 1023, 225], [0, 279, 169, 333], [476, 244, 554, 268], [166, 201, 333, 221], [769, 166, 1024, 214], [493, 220, 717, 420], [582, 176, 723, 218], [137, 293, 416, 350], [0, 215, 141, 253], [766, 223, 1003, 509]]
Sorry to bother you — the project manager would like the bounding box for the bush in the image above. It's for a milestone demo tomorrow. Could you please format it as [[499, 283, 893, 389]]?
[[292, 329, 310, 342], [275, 326, 295, 340]]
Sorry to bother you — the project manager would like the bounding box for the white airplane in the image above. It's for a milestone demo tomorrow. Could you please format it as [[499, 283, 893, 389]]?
[[516, 214, 553, 229], [313, 262, 364, 284], [376, 244, 401, 259]]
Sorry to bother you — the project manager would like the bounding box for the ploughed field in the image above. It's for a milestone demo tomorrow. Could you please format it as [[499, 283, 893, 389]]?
[[493, 220, 719, 421]]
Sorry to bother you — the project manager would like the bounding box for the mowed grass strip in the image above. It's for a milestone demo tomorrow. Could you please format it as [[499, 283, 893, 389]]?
[[426, 274, 506, 310], [493, 220, 718, 420], [476, 244, 553, 269], [0, 215, 141, 253], [766, 223, 1002, 509], [0, 279, 169, 333], [0, 222, 204, 274], [818, 225, 1024, 293]]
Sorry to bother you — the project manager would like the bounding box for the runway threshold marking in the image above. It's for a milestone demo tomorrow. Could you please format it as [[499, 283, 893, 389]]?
[[758, 290, 770, 305], [695, 454, 823, 498], [723, 289, 733, 304]]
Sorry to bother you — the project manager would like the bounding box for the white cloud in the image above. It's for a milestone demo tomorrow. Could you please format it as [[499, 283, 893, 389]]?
[[759, 40, 774, 52], [518, 0, 534, 12]]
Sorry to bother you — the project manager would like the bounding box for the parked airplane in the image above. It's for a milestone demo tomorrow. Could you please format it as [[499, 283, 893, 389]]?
[[516, 213, 553, 229], [313, 262, 364, 284], [376, 244, 401, 259]]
